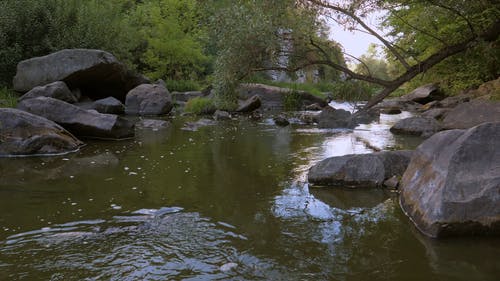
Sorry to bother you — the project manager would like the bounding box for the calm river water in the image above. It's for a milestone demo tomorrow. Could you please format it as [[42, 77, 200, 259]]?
[[1, 105, 499, 280]]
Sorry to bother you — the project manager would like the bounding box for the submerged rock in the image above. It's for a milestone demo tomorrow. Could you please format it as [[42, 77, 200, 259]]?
[[17, 97, 134, 139], [0, 108, 83, 156], [182, 118, 217, 131], [135, 119, 170, 130], [18, 81, 77, 103], [213, 110, 231, 121], [308, 150, 413, 188], [273, 116, 290, 127], [390, 116, 442, 137], [13, 49, 147, 100], [125, 84, 173, 116], [400, 122, 500, 237]]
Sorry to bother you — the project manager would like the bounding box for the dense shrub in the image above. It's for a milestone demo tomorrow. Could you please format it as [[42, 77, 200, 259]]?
[[0, 87, 17, 108], [184, 97, 216, 115]]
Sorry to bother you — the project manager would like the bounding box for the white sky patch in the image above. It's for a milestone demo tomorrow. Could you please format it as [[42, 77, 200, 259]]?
[[326, 11, 387, 59]]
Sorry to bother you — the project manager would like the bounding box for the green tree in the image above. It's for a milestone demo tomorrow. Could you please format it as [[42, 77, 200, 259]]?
[[209, 0, 500, 108], [355, 44, 392, 81], [129, 0, 211, 82], [0, 0, 139, 86], [205, 0, 341, 109]]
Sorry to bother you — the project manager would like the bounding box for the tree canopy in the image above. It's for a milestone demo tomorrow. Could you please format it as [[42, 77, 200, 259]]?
[[0, 0, 498, 107], [210, 0, 500, 108]]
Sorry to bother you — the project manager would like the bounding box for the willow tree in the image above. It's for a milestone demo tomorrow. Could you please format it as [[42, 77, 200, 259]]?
[[211, 0, 500, 109], [206, 0, 344, 109]]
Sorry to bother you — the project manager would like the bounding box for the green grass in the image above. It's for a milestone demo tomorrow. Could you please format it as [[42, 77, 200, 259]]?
[[0, 87, 18, 108], [184, 97, 216, 115], [283, 90, 302, 111], [246, 78, 327, 98], [165, 80, 202, 92]]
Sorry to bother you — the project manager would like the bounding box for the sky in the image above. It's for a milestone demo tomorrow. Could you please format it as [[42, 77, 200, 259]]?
[[326, 12, 386, 59]]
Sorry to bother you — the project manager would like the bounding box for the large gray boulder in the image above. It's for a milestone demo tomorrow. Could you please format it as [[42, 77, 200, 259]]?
[[400, 122, 500, 237], [308, 150, 414, 188], [237, 83, 327, 110], [17, 97, 134, 139], [442, 99, 500, 129], [400, 83, 444, 104], [125, 84, 173, 116], [0, 108, 83, 156], [18, 81, 77, 103], [13, 49, 148, 100], [390, 116, 442, 137]]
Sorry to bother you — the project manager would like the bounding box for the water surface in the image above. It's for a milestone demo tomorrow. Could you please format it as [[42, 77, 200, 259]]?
[[1, 106, 499, 280]]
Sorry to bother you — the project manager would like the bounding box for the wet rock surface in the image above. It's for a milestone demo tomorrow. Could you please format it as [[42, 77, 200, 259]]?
[[308, 150, 413, 188], [17, 97, 135, 139], [0, 108, 83, 156], [400, 122, 500, 238]]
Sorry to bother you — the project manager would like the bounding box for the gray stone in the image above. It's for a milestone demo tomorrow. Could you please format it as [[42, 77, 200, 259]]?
[[237, 83, 327, 110], [125, 84, 173, 116], [305, 103, 324, 111], [17, 97, 134, 139], [13, 49, 148, 100], [181, 118, 217, 132], [421, 108, 451, 120], [437, 94, 471, 108], [18, 81, 77, 103], [136, 119, 170, 130], [237, 95, 261, 113], [273, 116, 290, 127], [316, 106, 352, 128], [383, 176, 399, 189], [390, 116, 442, 137], [375, 99, 423, 112], [349, 108, 380, 126], [381, 107, 402, 115], [172, 91, 203, 102], [93, 97, 125, 114], [0, 108, 83, 156], [400, 122, 500, 237], [442, 99, 500, 129], [308, 150, 413, 188], [400, 83, 444, 104], [213, 110, 231, 121]]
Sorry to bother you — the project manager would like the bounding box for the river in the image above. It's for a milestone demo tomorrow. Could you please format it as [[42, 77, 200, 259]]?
[[1, 103, 499, 280]]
